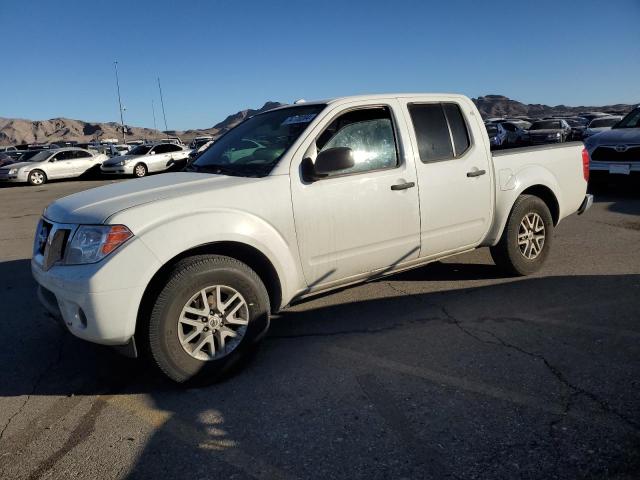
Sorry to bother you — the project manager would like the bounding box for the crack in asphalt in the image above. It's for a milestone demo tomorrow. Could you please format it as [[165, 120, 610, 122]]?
[[0, 332, 65, 442], [268, 315, 441, 339], [385, 281, 640, 434]]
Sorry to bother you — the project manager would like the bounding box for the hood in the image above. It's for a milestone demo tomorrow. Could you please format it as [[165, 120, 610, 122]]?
[[585, 127, 640, 146], [102, 154, 139, 166], [44, 172, 257, 224], [0, 161, 38, 170]]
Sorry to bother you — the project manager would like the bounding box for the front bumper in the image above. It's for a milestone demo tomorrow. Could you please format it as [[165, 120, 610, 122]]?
[[32, 235, 162, 346], [0, 171, 27, 182], [101, 163, 135, 175]]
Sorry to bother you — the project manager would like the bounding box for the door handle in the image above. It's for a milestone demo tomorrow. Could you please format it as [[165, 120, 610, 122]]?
[[466, 169, 486, 178], [390, 181, 415, 191]]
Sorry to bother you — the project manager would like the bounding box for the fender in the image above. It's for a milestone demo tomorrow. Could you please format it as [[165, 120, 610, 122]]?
[[483, 164, 562, 246], [129, 208, 303, 308]]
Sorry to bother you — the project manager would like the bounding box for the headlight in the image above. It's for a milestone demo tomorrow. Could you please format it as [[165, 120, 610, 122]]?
[[8, 168, 18, 174], [66, 225, 133, 264]]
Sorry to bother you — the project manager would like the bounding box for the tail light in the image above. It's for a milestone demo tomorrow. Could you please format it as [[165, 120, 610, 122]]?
[[581, 148, 590, 182]]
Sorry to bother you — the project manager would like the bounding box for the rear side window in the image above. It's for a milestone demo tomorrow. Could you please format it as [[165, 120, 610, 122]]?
[[443, 103, 471, 156], [408, 104, 453, 162], [408, 102, 471, 163]]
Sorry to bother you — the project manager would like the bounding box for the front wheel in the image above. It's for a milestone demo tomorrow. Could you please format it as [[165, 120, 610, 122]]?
[[147, 255, 270, 384], [28, 169, 47, 186], [490, 195, 554, 276], [133, 163, 148, 177]]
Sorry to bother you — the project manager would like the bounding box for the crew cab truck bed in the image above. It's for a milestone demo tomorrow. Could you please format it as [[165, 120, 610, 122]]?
[[32, 93, 592, 383]]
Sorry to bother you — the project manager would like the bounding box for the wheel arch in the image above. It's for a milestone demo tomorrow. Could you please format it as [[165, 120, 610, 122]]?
[[136, 241, 283, 342], [520, 184, 560, 225], [485, 180, 561, 247]]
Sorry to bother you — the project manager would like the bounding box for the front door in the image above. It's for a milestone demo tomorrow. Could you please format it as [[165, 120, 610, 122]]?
[[290, 102, 421, 289], [47, 150, 76, 178], [402, 99, 492, 257]]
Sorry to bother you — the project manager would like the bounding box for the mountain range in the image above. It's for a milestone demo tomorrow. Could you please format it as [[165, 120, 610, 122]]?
[[0, 96, 635, 146]]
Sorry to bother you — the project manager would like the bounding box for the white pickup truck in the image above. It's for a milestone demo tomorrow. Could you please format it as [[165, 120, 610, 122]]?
[[32, 93, 592, 383]]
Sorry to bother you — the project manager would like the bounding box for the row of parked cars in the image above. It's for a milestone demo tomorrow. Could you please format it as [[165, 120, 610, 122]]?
[[485, 105, 640, 181], [0, 136, 217, 186], [485, 112, 624, 149]]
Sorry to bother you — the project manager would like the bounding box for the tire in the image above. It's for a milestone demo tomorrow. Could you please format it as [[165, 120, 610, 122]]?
[[147, 255, 270, 384], [490, 194, 554, 276], [133, 163, 148, 178], [28, 169, 47, 186]]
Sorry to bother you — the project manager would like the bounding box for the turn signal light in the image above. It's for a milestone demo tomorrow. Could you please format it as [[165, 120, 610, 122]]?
[[101, 225, 133, 255]]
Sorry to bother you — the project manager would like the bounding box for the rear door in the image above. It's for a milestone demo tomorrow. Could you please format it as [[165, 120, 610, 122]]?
[[148, 144, 171, 172], [402, 98, 492, 258], [68, 150, 95, 176]]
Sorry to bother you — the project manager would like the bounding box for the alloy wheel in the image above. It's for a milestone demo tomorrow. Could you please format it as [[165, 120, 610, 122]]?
[[518, 212, 545, 260], [177, 285, 249, 361]]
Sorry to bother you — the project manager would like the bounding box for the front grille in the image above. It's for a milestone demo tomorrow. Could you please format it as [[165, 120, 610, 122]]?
[[35, 219, 72, 270], [591, 145, 640, 162], [43, 228, 70, 270]]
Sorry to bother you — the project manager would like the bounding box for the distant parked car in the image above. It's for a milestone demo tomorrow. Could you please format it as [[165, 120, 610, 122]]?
[[188, 140, 215, 163], [0, 153, 15, 167], [496, 121, 530, 147], [585, 106, 640, 178], [0, 148, 108, 185], [583, 116, 623, 139], [100, 144, 132, 157], [528, 119, 572, 145], [189, 136, 215, 149], [577, 112, 609, 123], [486, 123, 507, 148], [158, 137, 184, 146], [100, 142, 190, 177], [562, 117, 589, 141]]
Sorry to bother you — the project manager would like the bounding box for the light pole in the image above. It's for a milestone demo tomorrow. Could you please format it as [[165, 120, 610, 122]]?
[[152, 99, 157, 131], [157, 77, 168, 132], [114, 61, 126, 143]]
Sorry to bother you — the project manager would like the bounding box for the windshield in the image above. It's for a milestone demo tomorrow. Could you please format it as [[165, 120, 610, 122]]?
[[613, 108, 640, 129], [129, 145, 152, 156], [21, 150, 52, 162], [485, 125, 498, 136], [589, 117, 621, 128], [530, 120, 561, 130], [192, 104, 326, 176]]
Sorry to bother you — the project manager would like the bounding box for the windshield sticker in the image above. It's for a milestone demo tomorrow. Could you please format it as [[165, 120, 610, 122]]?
[[281, 114, 317, 126]]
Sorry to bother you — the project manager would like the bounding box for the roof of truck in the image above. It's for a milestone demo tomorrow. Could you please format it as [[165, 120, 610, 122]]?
[[268, 93, 469, 111]]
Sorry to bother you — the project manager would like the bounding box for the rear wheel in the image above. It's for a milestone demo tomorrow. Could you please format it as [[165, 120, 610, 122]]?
[[147, 255, 270, 384], [133, 163, 148, 177], [28, 169, 47, 186], [490, 194, 554, 276]]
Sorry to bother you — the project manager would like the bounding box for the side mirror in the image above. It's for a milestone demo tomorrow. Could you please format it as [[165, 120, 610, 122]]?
[[312, 147, 355, 178], [150, 151, 156, 155]]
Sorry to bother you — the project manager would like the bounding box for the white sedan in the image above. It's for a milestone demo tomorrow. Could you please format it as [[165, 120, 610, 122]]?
[[0, 148, 108, 186], [100, 143, 190, 177]]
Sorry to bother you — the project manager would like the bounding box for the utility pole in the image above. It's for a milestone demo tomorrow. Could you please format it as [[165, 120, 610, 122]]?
[[152, 99, 157, 131], [113, 61, 126, 144], [157, 77, 168, 132]]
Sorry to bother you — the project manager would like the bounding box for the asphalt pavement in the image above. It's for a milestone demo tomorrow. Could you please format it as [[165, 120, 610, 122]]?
[[0, 177, 638, 479]]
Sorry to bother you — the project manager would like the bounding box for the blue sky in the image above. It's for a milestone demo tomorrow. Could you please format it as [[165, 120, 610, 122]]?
[[1, 0, 638, 130]]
